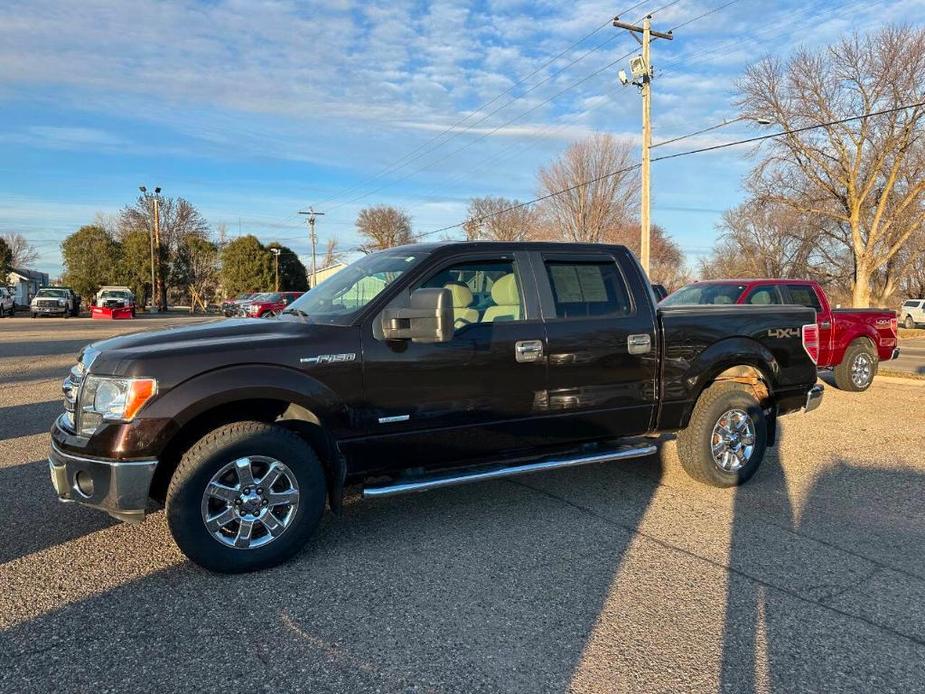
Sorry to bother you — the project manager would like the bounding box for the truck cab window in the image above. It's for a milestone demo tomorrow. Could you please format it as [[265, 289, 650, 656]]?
[[786, 284, 822, 311], [418, 259, 524, 328], [544, 261, 632, 318], [745, 285, 782, 305]]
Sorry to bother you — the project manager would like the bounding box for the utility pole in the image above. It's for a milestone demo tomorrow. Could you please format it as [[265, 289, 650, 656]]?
[[613, 15, 673, 276], [153, 192, 162, 310], [298, 207, 325, 288], [139, 185, 162, 310]]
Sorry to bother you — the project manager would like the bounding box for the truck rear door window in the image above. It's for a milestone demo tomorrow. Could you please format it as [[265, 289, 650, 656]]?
[[544, 261, 631, 318], [744, 285, 783, 305], [786, 284, 822, 311]]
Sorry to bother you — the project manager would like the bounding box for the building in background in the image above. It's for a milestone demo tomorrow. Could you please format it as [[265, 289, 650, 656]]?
[[310, 261, 348, 288], [7, 268, 49, 305]]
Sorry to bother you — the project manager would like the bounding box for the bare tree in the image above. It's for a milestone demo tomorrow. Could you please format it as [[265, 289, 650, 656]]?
[[739, 25, 925, 306], [355, 205, 415, 253], [120, 195, 210, 309], [698, 199, 844, 282], [321, 237, 343, 268], [536, 134, 639, 243], [606, 223, 688, 290], [463, 197, 540, 241], [0, 232, 38, 268]]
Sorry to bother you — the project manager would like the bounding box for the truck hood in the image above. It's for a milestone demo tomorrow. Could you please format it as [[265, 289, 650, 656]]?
[[81, 317, 357, 386]]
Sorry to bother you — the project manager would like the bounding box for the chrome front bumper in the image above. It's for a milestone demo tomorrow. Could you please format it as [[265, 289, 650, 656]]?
[[48, 441, 157, 524], [804, 384, 824, 413]]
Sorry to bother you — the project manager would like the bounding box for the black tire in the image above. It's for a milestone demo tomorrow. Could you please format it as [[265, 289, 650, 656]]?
[[166, 421, 326, 573], [904, 315, 915, 329], [833, 340, 877, 392], [676, 381, 768, 488], [0, 305, 5, 317], [31, 312, 36, 319]]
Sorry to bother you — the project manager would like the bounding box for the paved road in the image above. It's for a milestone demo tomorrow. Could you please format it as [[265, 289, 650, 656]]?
[[2, 316, 925, 693], [889, 340, 925, 377]]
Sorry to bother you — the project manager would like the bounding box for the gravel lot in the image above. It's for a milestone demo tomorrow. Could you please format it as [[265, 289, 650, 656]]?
[[1, 315, 924, 693]]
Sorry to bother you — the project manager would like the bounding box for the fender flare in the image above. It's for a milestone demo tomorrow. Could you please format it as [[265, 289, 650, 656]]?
[[684, 336, 780, 402], [145, 364, 348, 509]]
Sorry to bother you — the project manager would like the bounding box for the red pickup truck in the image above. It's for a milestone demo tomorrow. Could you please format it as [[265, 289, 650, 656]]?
[[662, 279, 899, 391]]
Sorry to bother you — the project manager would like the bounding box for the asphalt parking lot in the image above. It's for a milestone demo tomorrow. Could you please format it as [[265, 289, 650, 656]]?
[[1, 315, 924, 693]]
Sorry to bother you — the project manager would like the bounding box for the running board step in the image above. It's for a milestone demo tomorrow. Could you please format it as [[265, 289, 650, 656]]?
[[362, 443, 658, 499]]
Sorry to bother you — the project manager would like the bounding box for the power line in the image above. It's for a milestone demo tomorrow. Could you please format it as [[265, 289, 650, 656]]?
[[669, 0, 743, 31], [310, 14, 633, 211], [416, 98, 925, 238]]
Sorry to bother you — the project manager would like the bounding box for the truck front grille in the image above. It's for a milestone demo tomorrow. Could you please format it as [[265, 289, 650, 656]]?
[[37, 299, 59, 308]]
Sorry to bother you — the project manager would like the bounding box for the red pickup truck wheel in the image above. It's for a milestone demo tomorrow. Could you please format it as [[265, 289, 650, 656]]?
[[677, 381, 768, 487], [833, 341, 877, 392]]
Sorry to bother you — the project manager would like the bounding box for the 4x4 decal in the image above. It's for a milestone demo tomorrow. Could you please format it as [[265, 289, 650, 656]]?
[[768, 328, 801, 339]]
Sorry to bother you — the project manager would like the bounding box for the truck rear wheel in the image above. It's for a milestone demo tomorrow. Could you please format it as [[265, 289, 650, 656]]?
[[166, 421, 326, 573], [833, 341, 877, 392], [904, 315, 915, 329], [676, 382, 768, 488]]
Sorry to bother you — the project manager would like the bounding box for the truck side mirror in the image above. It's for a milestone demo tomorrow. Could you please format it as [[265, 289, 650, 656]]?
[[381, 287, 453, 343]]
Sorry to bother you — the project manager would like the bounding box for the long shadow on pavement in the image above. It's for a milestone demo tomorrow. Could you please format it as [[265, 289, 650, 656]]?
[[720, 421, 925, 692], [0, 447, 666, 692], [0, 459, 117, 565]]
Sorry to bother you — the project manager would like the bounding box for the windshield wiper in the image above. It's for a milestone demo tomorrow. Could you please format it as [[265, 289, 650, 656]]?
[[281, 308, 309, 322]]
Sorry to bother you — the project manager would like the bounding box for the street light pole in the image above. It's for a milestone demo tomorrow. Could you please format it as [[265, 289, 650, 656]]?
[[139, 185, 163, 311], [270, 248, 280, 292]]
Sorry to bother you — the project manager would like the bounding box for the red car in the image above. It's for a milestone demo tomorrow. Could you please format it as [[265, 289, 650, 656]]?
[[243, 291, 304, 318], [662, 279, 899, 391]]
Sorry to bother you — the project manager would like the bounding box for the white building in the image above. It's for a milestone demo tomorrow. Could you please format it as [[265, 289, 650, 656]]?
[[7, 268, 49, 305]]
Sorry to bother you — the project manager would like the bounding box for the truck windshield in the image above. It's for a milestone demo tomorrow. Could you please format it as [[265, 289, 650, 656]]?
[[282, 250, 427, 325], [661, 283, 747, 306], [36, 289, 69, 298]]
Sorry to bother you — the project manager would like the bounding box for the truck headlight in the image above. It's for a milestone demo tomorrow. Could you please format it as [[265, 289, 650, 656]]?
[[79, 376, 157, 435], [58, 299, 66, 306]]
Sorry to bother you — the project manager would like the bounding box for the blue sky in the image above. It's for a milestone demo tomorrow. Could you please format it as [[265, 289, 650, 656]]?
[[2, 0, 923, 276]]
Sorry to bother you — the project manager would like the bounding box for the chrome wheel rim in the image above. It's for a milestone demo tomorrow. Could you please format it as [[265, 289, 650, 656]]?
[[200, 456, 300, 550], [711, 409, 756, 472], [851, 353, 872, 388]]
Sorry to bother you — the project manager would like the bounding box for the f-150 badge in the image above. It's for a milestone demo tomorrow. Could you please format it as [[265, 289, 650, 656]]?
[[300, 353, 356, 365]]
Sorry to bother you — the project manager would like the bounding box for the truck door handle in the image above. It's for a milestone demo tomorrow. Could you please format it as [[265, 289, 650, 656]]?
[[819, 321, 831, 329], [514, 340, 544, 363], [627, 334, 652, 355]]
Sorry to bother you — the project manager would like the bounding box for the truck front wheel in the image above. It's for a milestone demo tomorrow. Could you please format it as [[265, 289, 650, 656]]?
[[166, 421, 326, 573], [833, 341, 877, 392], [677, 382, 768, 488]]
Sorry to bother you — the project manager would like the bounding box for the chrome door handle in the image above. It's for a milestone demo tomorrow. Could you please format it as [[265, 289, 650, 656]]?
[[515, 339, 544, 363], [819, 321, 831, 329], [627, 334, 652, 355]]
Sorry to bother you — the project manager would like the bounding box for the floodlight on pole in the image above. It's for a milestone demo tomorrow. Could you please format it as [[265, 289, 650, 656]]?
[[651, 115, 774, 149]]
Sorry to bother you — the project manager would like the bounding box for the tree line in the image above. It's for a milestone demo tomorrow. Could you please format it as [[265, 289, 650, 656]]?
[[58, 195, 310, 310], [699, 25, 925, 307]]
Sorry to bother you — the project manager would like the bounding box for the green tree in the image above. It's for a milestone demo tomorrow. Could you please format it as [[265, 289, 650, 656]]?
[[61, 225, 120, 302], [267, 242, 308, 291], [219, 235, 273, 297], [116, 228, 153, 307], [0, 237, 12, 278]]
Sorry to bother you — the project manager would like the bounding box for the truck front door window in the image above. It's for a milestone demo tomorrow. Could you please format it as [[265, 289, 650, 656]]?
[[418, 259, 525, 329]]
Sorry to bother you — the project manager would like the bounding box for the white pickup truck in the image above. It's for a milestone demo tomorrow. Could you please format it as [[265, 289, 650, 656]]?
[[900, 299, 925, 329]]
